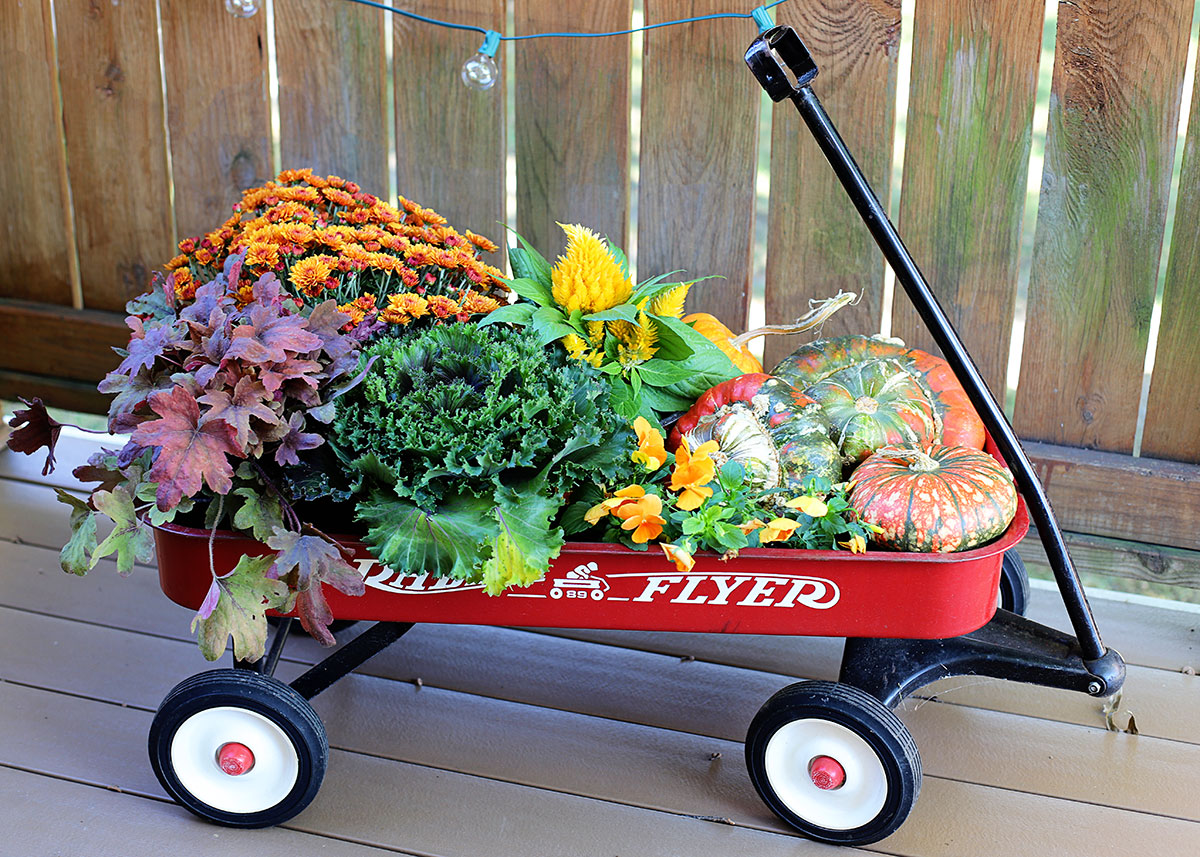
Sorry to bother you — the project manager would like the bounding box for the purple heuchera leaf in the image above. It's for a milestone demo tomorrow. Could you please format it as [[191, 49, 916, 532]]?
[[304, 300, 355, 360], [131, 385, 244, 510], [273, 411, 323, 466], [266, 529, 364, 645], [198, 375, 281, 449], [225, 303, 323, 365], [116, 315, 182, 376], [5, 397, 63, 475]]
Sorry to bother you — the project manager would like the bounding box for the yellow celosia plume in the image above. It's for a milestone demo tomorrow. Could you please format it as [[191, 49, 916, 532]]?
[[551, 223, 633, 314]]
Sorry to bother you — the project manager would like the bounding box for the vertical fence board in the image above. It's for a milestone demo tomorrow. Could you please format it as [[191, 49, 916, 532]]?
[[394, 2, 506, 258], [160, 5, 272, 241], [638, 0, 760, 330], [0, 0, 74, 307], [762, 0, 900, 371], [891, 0, 1043, 394], [514, 0, 631, 258], [275, 0, 387, 194], [54, 0, 174, 312], [1013, 0, 1192, 452], [1141, 52, 1200, 463]]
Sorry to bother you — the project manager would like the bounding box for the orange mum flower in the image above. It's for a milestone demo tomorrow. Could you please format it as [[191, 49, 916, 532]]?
[[668, 439, 719, 511], [289, 256, 333, 295], [460, 291, 501, 314], [166, 254, 189, 270], [426, 295, 460, 318], [465, 230, 499, 254], [244, 242, 281, 270], [380, 293, 429, 325], [323, 187, 355, 207]]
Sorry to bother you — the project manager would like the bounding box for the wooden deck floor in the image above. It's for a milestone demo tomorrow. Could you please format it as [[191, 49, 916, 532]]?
[[2, 433, 1199, 856]]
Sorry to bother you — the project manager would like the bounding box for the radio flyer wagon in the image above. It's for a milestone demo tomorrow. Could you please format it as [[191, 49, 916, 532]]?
[[145, 25, 1126, 847]]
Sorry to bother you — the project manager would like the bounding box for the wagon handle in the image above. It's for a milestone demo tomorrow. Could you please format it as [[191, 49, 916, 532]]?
[[745, 26, 1119, 683]]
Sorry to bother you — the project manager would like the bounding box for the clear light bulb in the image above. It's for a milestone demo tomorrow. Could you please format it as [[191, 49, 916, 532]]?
[[225, 0, 260, 18], [462, 31, 501, 92], [461, 53, 499, 91]]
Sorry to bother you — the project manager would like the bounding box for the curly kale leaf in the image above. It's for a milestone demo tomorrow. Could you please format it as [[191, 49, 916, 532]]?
[[334, 325, 631, 508], [334, 324, 633, 589]]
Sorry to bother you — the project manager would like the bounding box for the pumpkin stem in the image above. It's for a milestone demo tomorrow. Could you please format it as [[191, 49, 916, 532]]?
[[730, 291, 858, 347], [877, 445, 941, 472]]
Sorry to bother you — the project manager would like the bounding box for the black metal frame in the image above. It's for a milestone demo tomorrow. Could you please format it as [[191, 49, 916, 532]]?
[[238, 620, 414, 701], [744, 25, 1125, 705]]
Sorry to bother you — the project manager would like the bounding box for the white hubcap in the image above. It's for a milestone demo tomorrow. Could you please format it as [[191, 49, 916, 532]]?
[[171, 706, 300, 814], [763, 718, 888, 831]]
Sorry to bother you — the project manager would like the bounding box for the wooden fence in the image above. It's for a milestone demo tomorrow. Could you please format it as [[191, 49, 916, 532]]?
[[2, 0, 1199, 586]]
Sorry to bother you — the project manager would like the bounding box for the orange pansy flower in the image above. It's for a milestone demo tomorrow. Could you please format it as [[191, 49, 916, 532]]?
[[668, 438, 719, 511], [631, 417, 668, 472]]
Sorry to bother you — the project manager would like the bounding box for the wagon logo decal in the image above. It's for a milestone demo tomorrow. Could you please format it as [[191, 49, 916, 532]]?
[[355, 557, 838, 609]]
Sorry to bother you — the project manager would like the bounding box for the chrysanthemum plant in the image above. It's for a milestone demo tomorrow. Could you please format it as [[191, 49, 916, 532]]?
[[6, 170, 511, 664], [577, 418, 881, 571], [481, 224, 741, 430]]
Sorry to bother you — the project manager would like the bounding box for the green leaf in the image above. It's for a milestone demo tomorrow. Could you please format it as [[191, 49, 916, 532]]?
[[483, 482, 563, 594], [653, 316, 740, 401], [582, 304, 640, 324], [55, 489, 97, 576], [476, 301, 537, 327], [530, 306, 578, 346], [646, 315, 696, 362], [608, 241, 631, 279], [633, 358, 696, 386], [640, 384, 695, 414], [503, 276, 555, 308], [191, 554, 287, 662], [507, 235, 554, 287], [232, 486, 286, 542], [630, 270, 687, 304], [356, 489, 499, 582], [90, 485, 155, 575]]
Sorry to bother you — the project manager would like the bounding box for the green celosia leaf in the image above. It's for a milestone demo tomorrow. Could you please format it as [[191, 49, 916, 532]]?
[[634, 357, 696, 386], [582, 304, 640, 323], [191, 554, 287, 662], [504, 276, 556, 308], [646, 315, 695, 362], [530, 306, 578, 346], [477, 302, 537, 328], [90, 485, 155, 575], [54, 489, 97, 576], [508, 237, 554, 288], [356, 489, 499, 582]]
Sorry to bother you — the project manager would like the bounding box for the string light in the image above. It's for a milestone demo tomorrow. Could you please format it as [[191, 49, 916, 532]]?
[[225, 0, 260, 17], [224, 1, 790, 90]]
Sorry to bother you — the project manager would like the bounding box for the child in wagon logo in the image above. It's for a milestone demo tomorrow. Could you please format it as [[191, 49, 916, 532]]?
[[549, 562, 609, 600]]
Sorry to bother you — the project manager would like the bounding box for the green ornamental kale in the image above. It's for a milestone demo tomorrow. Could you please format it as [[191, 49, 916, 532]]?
[[333, 324, 635, 592]]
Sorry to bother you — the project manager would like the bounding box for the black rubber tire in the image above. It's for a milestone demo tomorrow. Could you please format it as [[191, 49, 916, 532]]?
[[148, 669, 328, 828], [745, 681, 922, 846], [998, 550, 1031, 616]]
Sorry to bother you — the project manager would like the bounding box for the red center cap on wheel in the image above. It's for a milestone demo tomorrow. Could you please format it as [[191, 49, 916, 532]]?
[[217, 742, 255, 776], [808, 755, 846, 790]]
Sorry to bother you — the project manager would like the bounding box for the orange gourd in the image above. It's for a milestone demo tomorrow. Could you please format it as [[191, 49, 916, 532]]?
[[682, 312, 762, 374]]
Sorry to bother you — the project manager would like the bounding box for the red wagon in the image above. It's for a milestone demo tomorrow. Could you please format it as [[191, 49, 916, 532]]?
[[143, 24, 1126, 848]]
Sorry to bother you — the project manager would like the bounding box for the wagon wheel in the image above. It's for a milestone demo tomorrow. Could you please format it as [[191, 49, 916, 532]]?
[[744, 681, 921, 846], [149, 669, 328, 828], [998, 550, 1031, 616]]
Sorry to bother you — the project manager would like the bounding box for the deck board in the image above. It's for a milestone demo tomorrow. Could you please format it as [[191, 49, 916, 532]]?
[[3, 437, 1200, 855]]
